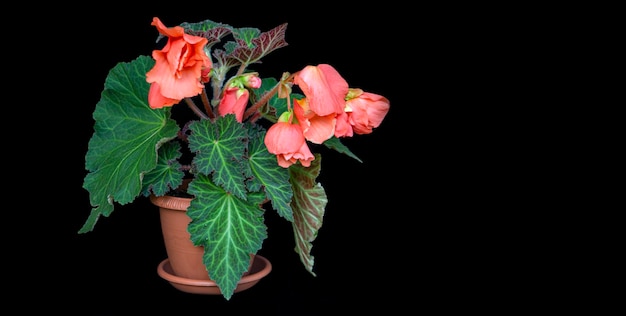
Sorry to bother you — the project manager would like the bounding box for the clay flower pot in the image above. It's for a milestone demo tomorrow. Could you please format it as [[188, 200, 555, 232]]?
[[150, 193, 271, 295]]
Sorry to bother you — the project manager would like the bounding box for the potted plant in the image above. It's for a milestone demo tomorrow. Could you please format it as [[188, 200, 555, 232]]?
[[79, 16, 390, 300]]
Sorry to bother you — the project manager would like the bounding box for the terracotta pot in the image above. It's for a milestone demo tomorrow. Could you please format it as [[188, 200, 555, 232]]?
[[150, 190, 271, 295], [150, 194, 208, 280]]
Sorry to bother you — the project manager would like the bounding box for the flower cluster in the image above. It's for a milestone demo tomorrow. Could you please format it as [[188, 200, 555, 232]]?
[[80, 17, 389, 299]]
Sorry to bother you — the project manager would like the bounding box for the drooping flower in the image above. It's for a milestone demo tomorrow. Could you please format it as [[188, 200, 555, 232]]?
[[216, 73, 261, 122], [292, 97, 336, 144], [293, 64, 349, 117], [333, 111, 354, 138], [146, 17, 212, 109], [264, 110, 314, 168], [217, 87, 249, 123], [147, 82, 181, 109], [344, 88, 390, 135]]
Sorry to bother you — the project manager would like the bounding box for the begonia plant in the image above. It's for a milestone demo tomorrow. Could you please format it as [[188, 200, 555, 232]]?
[[79, 16, 390, 300]]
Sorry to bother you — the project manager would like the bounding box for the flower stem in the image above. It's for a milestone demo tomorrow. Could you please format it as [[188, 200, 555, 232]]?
[[235, 63, 247, 77], [243, 82, 280, 122], [184, 97, 209, 120], [200, 88, 215, 119]]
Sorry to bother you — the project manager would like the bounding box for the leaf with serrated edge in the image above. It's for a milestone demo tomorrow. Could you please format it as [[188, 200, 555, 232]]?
[[188, 115, 250, 200], [187, 174, 267, 300], [246, 123, 294, 221], [179, 19, 234, 51], [80, 55, 179, 233], [228, 23, 288, 66], [141, 141, 185, 197], [289, 154, 327, 276], [232, 27, 261, 48]]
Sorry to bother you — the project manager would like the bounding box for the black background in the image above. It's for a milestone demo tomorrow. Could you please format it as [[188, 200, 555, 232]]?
[[52, 7, 415, 315], [11, 2, 598, 314], [15, 4, 507, 315]]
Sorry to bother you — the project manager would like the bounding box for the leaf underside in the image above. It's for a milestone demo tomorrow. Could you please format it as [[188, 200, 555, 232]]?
[[289, 155, 327, 276]]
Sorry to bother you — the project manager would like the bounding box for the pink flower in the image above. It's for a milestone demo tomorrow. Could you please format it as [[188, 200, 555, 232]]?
[[216, 73, 262, 122], [146, 17, 212, 109], [293, 64, 349, 117], [264, 111, 315, 168], [147, 82, 181, 109], [293, 98, 336, 144], [333, 112, 353, 138], [243, 73, 262, 89], [217, 87, 249, 123], [345, 89, 390, 135]]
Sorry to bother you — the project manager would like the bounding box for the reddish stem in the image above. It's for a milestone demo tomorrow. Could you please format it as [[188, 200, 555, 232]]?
[[243, 82, 280, 122], [184, 98, 209, 120]]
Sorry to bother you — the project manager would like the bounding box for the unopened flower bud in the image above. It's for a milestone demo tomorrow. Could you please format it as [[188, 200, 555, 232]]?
[[242, 73, 262, 89]]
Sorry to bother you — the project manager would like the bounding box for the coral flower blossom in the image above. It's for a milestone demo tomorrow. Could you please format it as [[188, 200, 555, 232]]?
[[333, 112, 354, 138], [146, 17, 212, 109], [293, 98, 336, 144], [345, 89, 391, 135], [264, 111, 314, 168], [147, 82, 181, 109], [217, 87, 250, 123], [293, 64, 349, 117], [217, 74, 261, 122]]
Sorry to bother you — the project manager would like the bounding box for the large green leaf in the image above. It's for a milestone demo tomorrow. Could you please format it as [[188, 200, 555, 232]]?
[[289, 155, 327, 276], [80, 55, 179, 233], [246, 123, 294, 222], [186, 174, 267, 300], [187, 115, 249, 200]]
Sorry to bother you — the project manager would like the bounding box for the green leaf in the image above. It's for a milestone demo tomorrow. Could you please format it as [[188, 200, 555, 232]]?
[[186, 174, 267, 300], [231, 27, 261, 48], [80, 55, 179, 233], [180, 18, 230, 32], [228, 23, 288, 66], [323, 136, 362, 163], [289, 155, 328, 276], [178, 19, 233, 49], [246, 123, 294, 222], [141, 141, 185, 197], [187, 115, 250, 200]]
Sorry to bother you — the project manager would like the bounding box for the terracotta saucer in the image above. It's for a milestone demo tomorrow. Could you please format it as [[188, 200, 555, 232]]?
[[156, 254, 272, 295]]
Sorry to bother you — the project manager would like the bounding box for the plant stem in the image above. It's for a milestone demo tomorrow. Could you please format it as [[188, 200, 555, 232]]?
[[184, 97, 209, 120], [200, 88, 215, 119], [243, 82, 280, 122], [235, 63, 247, 77]]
